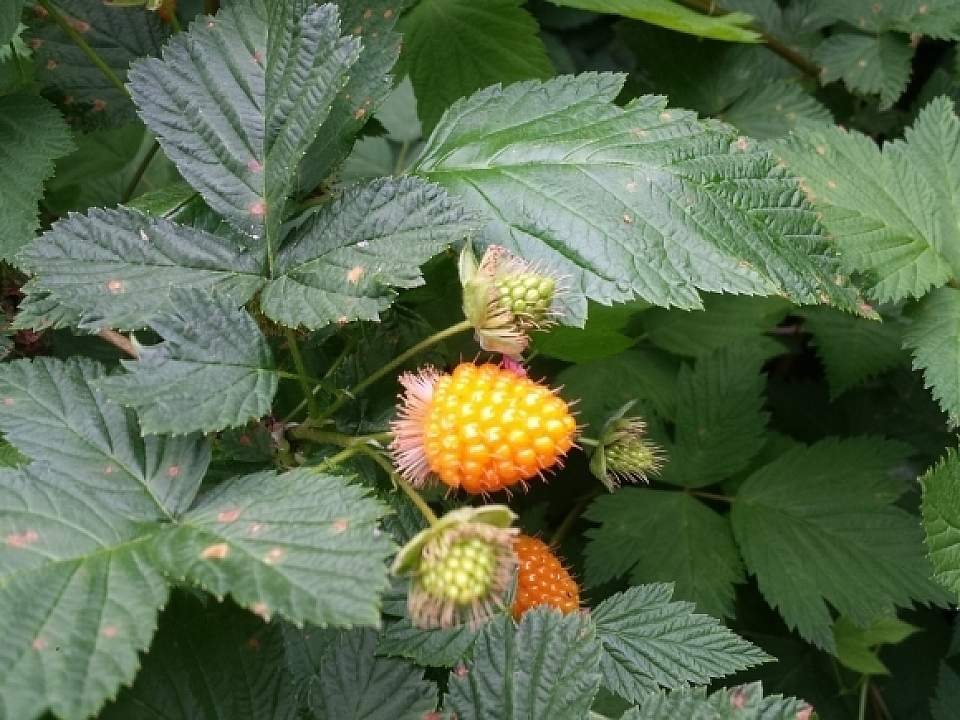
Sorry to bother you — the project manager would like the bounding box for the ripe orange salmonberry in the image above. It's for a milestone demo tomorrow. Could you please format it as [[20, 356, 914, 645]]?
[[391, 362, 577, 494], [511, 534, 580, 619]]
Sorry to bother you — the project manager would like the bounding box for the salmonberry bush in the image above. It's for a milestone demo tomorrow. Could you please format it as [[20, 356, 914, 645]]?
[[7, 0, 960, 717]]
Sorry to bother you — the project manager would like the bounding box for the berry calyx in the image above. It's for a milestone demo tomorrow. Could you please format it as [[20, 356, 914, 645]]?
[[512, 535, 580, 619], [589, 401, 665, 491], [391, 362, 577, 494]]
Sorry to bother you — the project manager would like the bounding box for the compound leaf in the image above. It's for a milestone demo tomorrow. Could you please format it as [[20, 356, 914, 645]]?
[[416, 74, 860, 324], [593, 585, 769, 705], [96, 289, 278, 435], [0, 93, 74, 263], [260, 177, 476, 330], [584, 490, 745, 619], [17, 207, 265, 331], [732, 437, 945, 652], [445, 609, 601, 720], [150, 468, 393, 628]]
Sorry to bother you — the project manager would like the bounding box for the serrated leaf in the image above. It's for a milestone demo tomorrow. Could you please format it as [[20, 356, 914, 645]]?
[[308, 629, 437, 719], [129, 0, 360, 249], [397, 0, 553, 133], [592, 585, 770, 704], [921, 448, 960, 597], [27, 0, 168, 126], [623, 682, 813, 720], [732, 437, 945, 652], [816, 0, 960, 40], [259, 177, 475, 330], [150, 468, 393, 628], [0, 93, 74, 263], [556, 349, 679, 432], [802, 307, 906, 398], [17, 207, 265, 331], [833, 615, 918, 675], [720, 81, 833, 139], [641, 294, 790, 357], [416, 74, 860, 324], [102, 596, 299, 720], [0, 1, 24, 44], [660, 345, 770, 488], [0, 465, 169, 720], [0, 357, 211, 518], [904, 287, 960, 425], [298, 0, 404, 190], [445, 609, 602, 720], [777, 109, 955, 303], [553, 0, 761, 42], [814, 32, 913, 109], [584, 490, 745, 619], [533, 301, 645, 363], [96, 289, 278, 434]]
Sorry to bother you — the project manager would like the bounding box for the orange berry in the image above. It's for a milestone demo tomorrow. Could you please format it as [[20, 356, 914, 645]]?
[[418, 363, 575, 493], [157, 0, 177, 22], [511, 535, 580, 619]]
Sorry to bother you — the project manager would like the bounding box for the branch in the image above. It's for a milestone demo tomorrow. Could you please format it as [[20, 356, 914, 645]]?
[[97, 329, 137, 358]]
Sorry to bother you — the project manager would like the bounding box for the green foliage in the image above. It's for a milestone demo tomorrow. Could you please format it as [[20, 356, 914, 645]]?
[[5, 0, 960, 717]]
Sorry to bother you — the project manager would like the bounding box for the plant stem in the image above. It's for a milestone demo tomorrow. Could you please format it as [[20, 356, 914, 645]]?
[[858, 677, 870, 720], [313, 318, 473, 423], [166, 11, 183, 33], [283, 329, 320, 419], [38, 0, 130, 98], [578, 436, 599, 447], [361, 445, 439, 526], [550, 489, 600, 546], [394, 140, 411, 175], [309, 445, 363, 474], [121, 140, 161, 203], [281, 337, 356, 422], [674, 0, 820, 78], [98, 328, 137, 358], [290, 427, 392, 447]]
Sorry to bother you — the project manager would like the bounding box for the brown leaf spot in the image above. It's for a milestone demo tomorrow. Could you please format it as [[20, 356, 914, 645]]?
[[252, 602, 270, 620], [6, 530, 39, 548], [201, 543, 230, 560], [251, 50, 264, 64], [826, 179, 838, 189], [331, 518, 349, 534], [455, 663, 468, 677], [167, 465, 181, 478], [249, 200, 267, 217], [622, 213, 633, 224], [625, 181, 638, 192], [336, 315, 349, 325], [238, 434, 252, 446], [815, 145, 826, 156], [857, 58, 868, 68], [659, 111, 672, 122], [734, 136, 749, 151], [93, 99, 107, 112], [32, 637, 47, 651], [363, 8, 374, 19], [33, 5, 48, 18], [919, 3, 929, 14], [106, 278, 124, 294], [247, 636, 261, 650], [796, 705, 814, 720], [247, 158, 263, 173], [631, 127, 647, 138], [384, 8, 394, 18], [730, 688, 747, 709], [101, 625, 118, 638], [71, 19, 90, 32], [46, 58, 58, 70], [29, 38, 43, 50], [347, 265, 364, 284], [872, 2, 882, 12], [206, 20, 216, 28], [218, 508, 242, 523], [248, 522, 266, 536], [353, 107, 367, 120], [264, 547, 285, 565], [2, 397, 13, 406], [104, 465, 114, 474]]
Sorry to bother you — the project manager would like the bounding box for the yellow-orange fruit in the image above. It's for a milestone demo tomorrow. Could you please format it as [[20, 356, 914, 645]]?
[[511, 534, 580, 619], [421, 363, 576, 493]]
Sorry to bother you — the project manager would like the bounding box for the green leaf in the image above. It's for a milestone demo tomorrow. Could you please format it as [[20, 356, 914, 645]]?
[[0, 357, 211, 518], [552, 0, 761, 42], [128, 0, 360, 248], [259, 177, 476, 330], [397, 0, 553, 133], [814, 32, 914, 109], [17, 207, 265, 331], [816, 0, 960, 40], [445, 609, 602, 720], [102, 595, 300, 720], [623, 682, 813, 720], [641, 295, 790, 358], [308, 629, 437, 719], [584, 490, 745, 619], [833, 615, 918, 675], [592, 585, 770, 704], [0, 93, 74, 263], [96, 289, 278, 435], [533, 301, 645, 363], [777, 113, 954, 303], [297, 0, 404, 191], [150, 468, 393, 628], [379, 584, 481, 667], [720, 81, 833, 139], [0, 465, 169, 720], [26, 0, 167, 126], [416, 74, 861, 324], [921, 448, 960, 597], [555, 349, 679, 433], [660, 345, 770, 488], [904, 287, 960, 424], [802, 307, 906, 398], [0, 1, 24, 44], [732, 437, 945, 652]]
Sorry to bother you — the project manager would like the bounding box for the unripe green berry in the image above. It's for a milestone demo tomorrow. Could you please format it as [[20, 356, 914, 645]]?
[[419, 537, 498, 606], [495, 271, 555, 321]]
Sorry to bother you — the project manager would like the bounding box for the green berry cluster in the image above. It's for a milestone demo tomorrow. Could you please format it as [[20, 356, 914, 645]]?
[[419, 536, 497, 604], [495, 272, 555, 320]]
